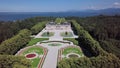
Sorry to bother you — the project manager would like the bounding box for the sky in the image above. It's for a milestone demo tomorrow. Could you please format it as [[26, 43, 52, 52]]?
[[0, 0, 120, 12]]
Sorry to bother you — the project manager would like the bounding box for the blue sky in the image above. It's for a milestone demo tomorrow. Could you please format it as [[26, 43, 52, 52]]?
[[0, 0, 120, 12]]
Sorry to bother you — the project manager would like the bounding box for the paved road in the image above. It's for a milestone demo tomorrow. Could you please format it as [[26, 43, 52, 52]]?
[[42, 47, 58, 68]]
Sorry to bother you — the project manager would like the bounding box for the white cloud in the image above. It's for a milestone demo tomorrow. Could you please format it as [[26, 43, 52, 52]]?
[[112, 2, 120, 8], [113, 2, 120, 7]]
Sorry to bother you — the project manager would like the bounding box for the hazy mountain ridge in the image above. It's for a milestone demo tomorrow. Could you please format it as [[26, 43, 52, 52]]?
[[0, 8, 120, 21]]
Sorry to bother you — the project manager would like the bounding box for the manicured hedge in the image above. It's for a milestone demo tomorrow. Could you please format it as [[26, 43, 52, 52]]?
[[31, 21, 47, 35], [71, 20, 106, 56], [0, 29, 31, 55]]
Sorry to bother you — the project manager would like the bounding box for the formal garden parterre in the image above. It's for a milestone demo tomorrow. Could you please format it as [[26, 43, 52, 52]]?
[[16, 46, 48, 68]]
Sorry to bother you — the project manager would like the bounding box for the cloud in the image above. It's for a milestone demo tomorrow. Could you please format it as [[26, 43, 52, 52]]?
[[114, 2, 120, 6]]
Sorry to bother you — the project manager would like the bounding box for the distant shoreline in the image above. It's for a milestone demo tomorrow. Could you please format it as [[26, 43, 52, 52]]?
[[0, 10, 120, 21]]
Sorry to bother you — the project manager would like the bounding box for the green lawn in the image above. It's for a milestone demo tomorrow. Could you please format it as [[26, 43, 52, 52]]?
[[27, 38, 49, 46], [62, 47, 83, 56], [31, 58, 40, 68], [63, 38, 78, 45], [23, 47, 43, 55], [20, 46, 44, 68], [41, 32, 54, 37], [48, 43, 62, 46], [61, 32, 73, 37]]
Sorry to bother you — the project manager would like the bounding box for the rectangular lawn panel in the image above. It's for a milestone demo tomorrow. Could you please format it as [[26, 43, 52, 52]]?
[[41, 32, 54, 37], [61, 32, 73, 37], [28, 38, 49, 46]]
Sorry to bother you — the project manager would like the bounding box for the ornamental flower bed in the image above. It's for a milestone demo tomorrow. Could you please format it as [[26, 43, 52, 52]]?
[[26, 53, 37, 58]]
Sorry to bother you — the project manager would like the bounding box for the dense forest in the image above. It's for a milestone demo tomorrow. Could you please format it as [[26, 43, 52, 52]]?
[[66, 16, 120, 58], [0, 16, 120, 68], [57, 17, 120, 68], [0, 17, 55, 68], [0, 17, 56, 43]]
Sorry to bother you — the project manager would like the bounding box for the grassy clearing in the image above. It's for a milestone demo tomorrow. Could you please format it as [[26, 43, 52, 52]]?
[[61, 32, 73, 37], [41, 32, 54, 37], [27, 38, 49, 46]]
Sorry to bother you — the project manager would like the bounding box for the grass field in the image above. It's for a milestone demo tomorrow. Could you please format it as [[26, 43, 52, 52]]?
[[20, 46, 44, 68], [61, 32, 73, 37], [27, 38, 49, 46], [41, 32, 54, 37], [62, 47, 83, 56]]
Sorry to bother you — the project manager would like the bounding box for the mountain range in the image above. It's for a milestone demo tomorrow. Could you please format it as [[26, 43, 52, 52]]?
[[52, 8, 120, 17]]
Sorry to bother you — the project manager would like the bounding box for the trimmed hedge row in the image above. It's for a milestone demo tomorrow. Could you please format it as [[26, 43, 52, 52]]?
[[0, 29, 31, 55], [31, 21, 47, 35], [71, 20, 106, 56]]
